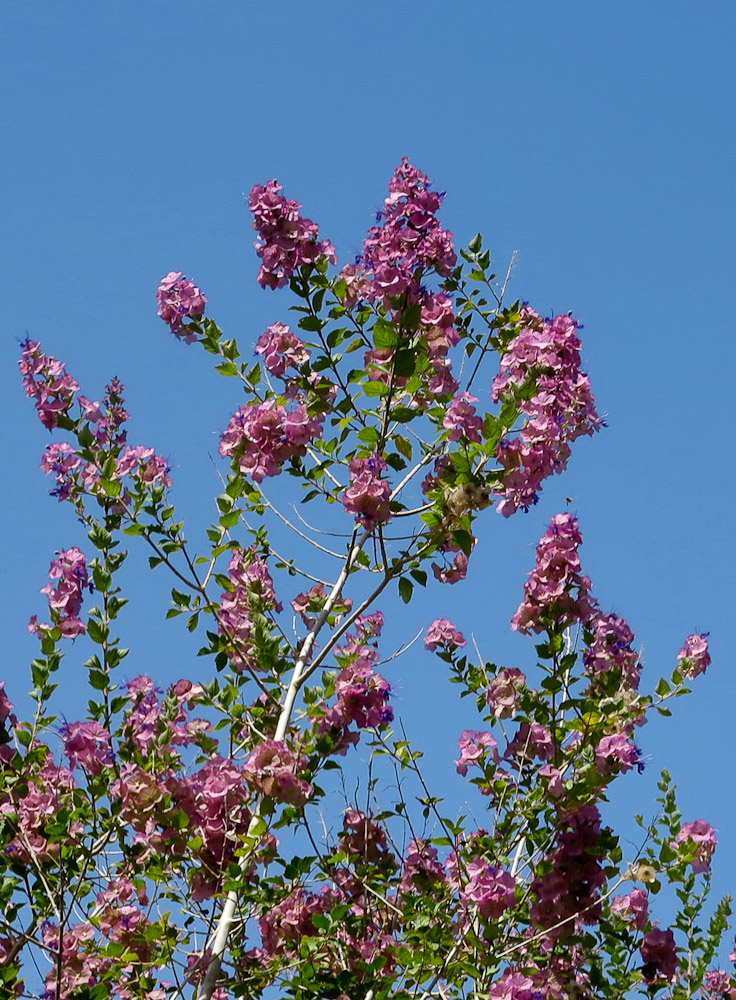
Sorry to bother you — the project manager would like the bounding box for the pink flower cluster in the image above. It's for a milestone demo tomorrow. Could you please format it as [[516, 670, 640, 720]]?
[[511, 514, 596, 635], [487, 668, 527, 719], [459, 857, 517, 920], [491, 309, 602, 516], [0, 682, 17, 731], [342, 454, 392, 528], [319, 613, 392, 748], [340, 809, 395, 869], [455, 730, 499, 776], [115, 445, 172, 487], [249, 180, 336, 290], [584, 612, 641, 690], [218, 548, 281, 673], [219, 398, 325, 483], [401, 838, 447, 893], [156, 271, 207, 340], [356, 158, 456, 303], [0, 751, 78, 862], [121, 675, 210, 755], [530, 805, 606, 936], [172, 755, 255, 900], [243, 739, 313, 807], [323, 659, 393, 737], [594, 732, 642, 775], [640, 927, 678, 981], [703, 970, 731, 997], [424, 617, 466, 651], [257, 886, 343, 959], [19, 338, 79, 430], [291, 583, 352, 629], [255, 322, 309, 377], [677, 633, 711, 679], [61, 720, 113, 775], [506, 722, 555, 763], [610, 888, 649, 930], [36, 375, 171, 504], [443, 392, 484, 443], [489, 970, 539, 1000], [676, 819, 717, 874], [40, 921, 108, 998], [28, 546, 90, 638], [431, 532, 473, 586]]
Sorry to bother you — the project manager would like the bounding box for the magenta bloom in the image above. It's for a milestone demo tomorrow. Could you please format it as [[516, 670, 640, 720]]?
[[611, 889, 649, 930], [703, 970, 731, 997], [677, 632, 711, 679], [584, 612, 641, 690], [401, 838, 446, 892], [19, 339, 79, 430], [157, 271, 207, 341], [640, 927, 678, 981], [489, 972, 538, 1000], [249, 180, 336, 290], [220, 398, 325, 483], [0, 683, 17, 729], [461, 856, 517, 919], [219, 548, 282, 673], [594, 733, 642, 775], [359, 158, 456, 304], [255, 322, 309, 377], [676, 819, 717, 873], [115, 445, 172, 487], [243, 739, 313, 807], [511, 513, 596, 634], [424, 618, 466, 651], [487, 668, 526, 719], [443, 392, 484, 443], [342, 454, 392, 528], [455, 731, 498, 776], [29, 547, 90, 638], [61, 721, 113, 775], [492, 308, 601, 516]]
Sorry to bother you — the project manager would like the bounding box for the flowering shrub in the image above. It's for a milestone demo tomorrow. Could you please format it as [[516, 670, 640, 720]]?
[[3, 160, 732, 1000]]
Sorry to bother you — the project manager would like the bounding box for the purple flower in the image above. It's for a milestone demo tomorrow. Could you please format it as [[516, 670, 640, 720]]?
[[511, 513, 596, 634], [342, 454, 392, 528], [610, 888, 649, 930], [640, 927, 678, 981], [255, 322, 310, 377], [676, 819, 717, 873], [19, 339, 79, 430], [249, 180, 336, 289], [424, 618, 466, 651], [157, 271, 207, 340], [28, 547, 90, 639], [492, 309, 601, 516], [677, 632, 711, 679]]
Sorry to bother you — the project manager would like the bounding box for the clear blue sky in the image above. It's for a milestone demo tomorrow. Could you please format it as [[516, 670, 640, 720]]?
[[2, 0, 735, 929]]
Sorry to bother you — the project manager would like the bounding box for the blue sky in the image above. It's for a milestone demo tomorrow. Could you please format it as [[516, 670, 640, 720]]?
[[2, 0, 735, 937]]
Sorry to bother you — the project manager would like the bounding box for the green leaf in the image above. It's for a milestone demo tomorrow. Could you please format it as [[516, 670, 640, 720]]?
[[123, 523, 146, 536], [363, 380, 390, 397], [86, 619, 109, 644], [468, 233, 483, 253], [393, 350, 416, 378], [395, 435, 412, 460], [373, 321, 400, 350], [219, 510, 240, 529], [99, 477, 122, 497], [215, 361, 239, 377], [357, 426, 381, 447], [88, 669, 109, 691], [398, 577, 413, 604]]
